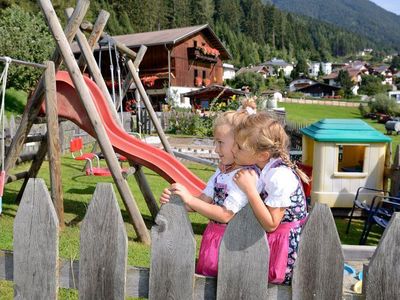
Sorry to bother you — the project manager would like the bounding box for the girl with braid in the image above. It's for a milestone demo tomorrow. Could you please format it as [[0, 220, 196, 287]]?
[[232, 112, 309, 285]]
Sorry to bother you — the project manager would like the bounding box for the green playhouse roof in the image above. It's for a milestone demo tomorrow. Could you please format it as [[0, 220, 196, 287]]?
[[300, 119, 391, 143]]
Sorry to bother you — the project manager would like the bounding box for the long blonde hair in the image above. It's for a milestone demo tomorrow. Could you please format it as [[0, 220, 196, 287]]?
[[234, 112, 310, 183], [213, 109, 251, 134]]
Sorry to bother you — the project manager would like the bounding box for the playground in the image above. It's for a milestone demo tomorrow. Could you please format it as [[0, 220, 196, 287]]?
[[0, 0, 400, 299]]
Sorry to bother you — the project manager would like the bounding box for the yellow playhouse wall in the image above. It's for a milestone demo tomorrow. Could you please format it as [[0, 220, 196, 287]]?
[[311, 142, 387, 207]]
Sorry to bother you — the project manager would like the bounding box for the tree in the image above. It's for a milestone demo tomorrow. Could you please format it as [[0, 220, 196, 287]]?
[[0, 5, 54, 91], [228, 72, 265, 94], [391, 55, 400, 70], [337, 70, 354, 98], [359, 74, 389, 96]]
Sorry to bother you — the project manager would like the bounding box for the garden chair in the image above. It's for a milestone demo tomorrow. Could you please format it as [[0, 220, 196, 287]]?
[[70, 137, 99, 175], [346, 186, 389, 234], [359, 195, 400, 244]]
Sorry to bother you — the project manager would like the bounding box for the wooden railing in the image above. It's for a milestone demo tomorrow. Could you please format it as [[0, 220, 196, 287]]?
[[1, 178, 399, 299]]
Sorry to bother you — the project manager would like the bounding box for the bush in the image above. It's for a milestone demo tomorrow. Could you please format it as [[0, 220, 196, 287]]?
[[167, 112, 213, 137], [368, 93, 400, 116]]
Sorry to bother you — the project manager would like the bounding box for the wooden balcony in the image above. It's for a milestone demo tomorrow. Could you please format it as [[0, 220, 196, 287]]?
[[187, 47, 218, 63]]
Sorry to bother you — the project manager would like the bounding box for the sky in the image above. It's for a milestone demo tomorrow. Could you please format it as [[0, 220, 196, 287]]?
[[370, 0, 400, 15]]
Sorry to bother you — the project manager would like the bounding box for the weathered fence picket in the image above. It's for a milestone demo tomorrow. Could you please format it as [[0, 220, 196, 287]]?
[[365, 212, 400, 299], [217, 204, 269, 300], [149, 194, 196, 300], [292, 203, 344, 300], [3, 180, 400, 299], [13, 178, 59, 299], [79, 183, 127, 299]]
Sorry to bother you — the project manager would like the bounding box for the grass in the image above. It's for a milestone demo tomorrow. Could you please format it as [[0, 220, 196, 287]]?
[[281, 102, 400, 152], [4, 88, 28, 118]]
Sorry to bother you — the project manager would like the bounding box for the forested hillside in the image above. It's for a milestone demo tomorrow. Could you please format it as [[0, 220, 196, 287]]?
[[0, 0, 386, 71], [269, 0, 400, 51]]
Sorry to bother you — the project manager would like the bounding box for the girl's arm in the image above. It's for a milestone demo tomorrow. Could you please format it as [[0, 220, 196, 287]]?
[[245, 188, 286, 232], [234, 169, 285, 232], [171, 183, 234, 223], [160, 187, 212, 212]]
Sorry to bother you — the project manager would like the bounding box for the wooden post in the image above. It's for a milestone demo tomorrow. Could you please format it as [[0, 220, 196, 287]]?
[[217, 204, 269, 299], [65, 8, 121, 126], [13, 179, 59, 299], [44, 60, 64, 227], [149, 195, 195, 299], [39, 0, 151, 245], [365, 213, 400, 299], [77, 10, 110, 72], [132, 164, 159, 220], [79, 183, 127, 299], [383, 142, 392, 192], [292, 203, 344, 300], [4, 0, 89, 179], [126, 60, 174, 155]]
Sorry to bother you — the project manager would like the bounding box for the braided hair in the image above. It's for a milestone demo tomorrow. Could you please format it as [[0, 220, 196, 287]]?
[[234, 112, 310, 184]]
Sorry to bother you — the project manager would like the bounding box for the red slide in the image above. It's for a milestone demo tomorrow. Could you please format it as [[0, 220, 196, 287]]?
[[53, 71, 206, 195]]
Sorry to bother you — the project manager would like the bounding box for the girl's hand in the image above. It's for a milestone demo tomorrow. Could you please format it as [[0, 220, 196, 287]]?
[[169, 183, 193, 205], [159, 187, 172, 204], [233, 169, 258, 194]]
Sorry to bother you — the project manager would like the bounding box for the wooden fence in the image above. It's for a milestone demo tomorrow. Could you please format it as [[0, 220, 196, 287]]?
[[1, 178, 399, 299]]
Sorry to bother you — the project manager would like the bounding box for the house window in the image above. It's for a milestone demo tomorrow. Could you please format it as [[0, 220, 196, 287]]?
[[194, 41, 197, 48], [194, 69, 198, 78], [336, 144, 366, 173], [202, 70, 206, 79]]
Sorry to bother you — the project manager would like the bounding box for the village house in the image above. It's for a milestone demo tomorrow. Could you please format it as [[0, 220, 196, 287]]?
[[289, 77, 317, 92], [236, 65, 269, 78], [73, 24, 231, 110], [223, 63, 236, 81], [308, 62, 332, 77], [261, 58, 294, 78], [370, 65, 393, 85], [323, 63, 368, 95]]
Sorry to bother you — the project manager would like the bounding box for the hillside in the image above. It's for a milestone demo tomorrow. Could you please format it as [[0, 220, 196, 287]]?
[[268, 0, 400, 50]]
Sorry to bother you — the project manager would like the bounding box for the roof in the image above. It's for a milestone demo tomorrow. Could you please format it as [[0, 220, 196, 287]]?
[[297, 82, 340, 92], [236, 65, 267, 76], [73, 24, 231, 60], [181, 84, 248, 98], [262, 59, 292, 67], [300, 119, 391, 143]]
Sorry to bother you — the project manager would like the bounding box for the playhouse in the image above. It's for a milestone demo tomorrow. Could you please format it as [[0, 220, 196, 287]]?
[[300, 119, 391, 207]]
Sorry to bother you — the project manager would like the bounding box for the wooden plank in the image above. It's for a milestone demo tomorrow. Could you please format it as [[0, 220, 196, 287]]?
[[45, 60, 64, 226], [132, 164, 159, 220], [217, 204, 269, 300], [1, 250, 295, 299], [292, 203, 344, 300], [149, 194, 196, 299], [365, 213, 400, 299], [4, 0, 89, 178], [79, 183, 127, 299], [40, 0, 151, 245], [13, 178, 59, 299]]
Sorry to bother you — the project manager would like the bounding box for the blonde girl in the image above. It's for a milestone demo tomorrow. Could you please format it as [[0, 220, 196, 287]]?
[[232, 112, 309, 285], [160, 110, 254, 276]]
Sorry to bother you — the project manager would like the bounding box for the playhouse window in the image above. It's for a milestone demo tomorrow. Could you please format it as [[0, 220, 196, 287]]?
[[337, 144, 366, 173]]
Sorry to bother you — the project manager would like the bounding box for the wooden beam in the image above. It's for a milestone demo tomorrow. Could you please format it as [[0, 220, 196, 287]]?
[[4, 0, 89, 179], [77, 10, 110, 72], [39, 0, 151, 245], [132, 164, 159, 220], [65, 8, 121, 126], [126, 60, 174, 156], [80, 21, 137, 60], [44, 60, 64, 227]]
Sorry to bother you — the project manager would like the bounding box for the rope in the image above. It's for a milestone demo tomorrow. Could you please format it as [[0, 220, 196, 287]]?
[[0, 56, 11, 171], [0, 56, 10, 214]]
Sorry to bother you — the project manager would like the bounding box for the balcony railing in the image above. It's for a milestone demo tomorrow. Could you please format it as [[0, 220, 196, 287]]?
[[187, 47, 218, 63]]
